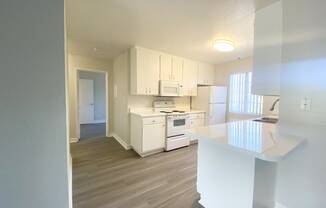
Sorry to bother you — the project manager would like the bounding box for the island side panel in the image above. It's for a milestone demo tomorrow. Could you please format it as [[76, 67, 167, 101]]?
[[253, 159, 277, 208], [197, 138, 256, 208]]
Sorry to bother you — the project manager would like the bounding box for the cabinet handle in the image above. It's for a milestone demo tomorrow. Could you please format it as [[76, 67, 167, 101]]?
[[149, 88, 151, 94], [145, 88, 148, 94]]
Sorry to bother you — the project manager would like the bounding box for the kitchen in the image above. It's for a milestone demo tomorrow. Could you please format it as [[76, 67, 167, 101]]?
[[2, 0, 326, 207], [66, 0, 325, 208]]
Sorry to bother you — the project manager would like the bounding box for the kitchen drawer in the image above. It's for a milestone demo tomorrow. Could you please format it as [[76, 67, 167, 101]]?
[[143, 116, 165, 125], [189, 113, 205, 120]]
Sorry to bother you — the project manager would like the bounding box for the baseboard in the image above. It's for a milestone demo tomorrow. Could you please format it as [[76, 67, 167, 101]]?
[[275, 203, 288, 208], [70, 137, 79, 143], [111, 133, 131, 150]]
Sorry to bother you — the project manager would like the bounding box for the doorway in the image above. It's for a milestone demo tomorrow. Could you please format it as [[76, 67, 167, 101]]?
[[77, 69, 109, 140]]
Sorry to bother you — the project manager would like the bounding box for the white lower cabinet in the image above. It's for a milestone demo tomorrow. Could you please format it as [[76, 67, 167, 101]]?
[[187, 113, 205, 141], [130, 115, 166, 157]]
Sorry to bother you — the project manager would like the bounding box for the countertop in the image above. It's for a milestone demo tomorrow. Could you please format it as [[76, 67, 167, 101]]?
[[129, 111, 166, 117], [130, 109, 206, 117], [187, 110, 206, 114], [186, 120, 305, 162]]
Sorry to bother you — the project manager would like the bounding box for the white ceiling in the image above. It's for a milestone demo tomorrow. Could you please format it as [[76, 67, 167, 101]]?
[[67, 0, 279, 64]]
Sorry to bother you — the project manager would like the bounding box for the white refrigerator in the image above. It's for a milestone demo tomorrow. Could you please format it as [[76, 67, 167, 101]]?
[[192, 86, 227, 125]]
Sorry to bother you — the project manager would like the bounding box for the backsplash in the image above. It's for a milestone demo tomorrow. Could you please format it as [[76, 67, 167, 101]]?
[[128, 95, 191, 111]]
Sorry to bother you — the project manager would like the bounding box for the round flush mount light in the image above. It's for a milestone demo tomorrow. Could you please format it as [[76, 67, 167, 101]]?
[[213, 40, 235, 52]]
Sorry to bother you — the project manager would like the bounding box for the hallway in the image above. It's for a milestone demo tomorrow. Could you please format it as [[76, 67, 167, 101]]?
[[79, 123, 106, 140]]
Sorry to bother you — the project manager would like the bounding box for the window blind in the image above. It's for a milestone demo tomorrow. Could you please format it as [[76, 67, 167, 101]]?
[[229, 72, 263, 115]]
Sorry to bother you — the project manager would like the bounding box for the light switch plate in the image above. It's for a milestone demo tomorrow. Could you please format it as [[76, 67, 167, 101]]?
[[300, 98, 306, 110], [114, 85, 118, 98], [305, 98, 311, 112]]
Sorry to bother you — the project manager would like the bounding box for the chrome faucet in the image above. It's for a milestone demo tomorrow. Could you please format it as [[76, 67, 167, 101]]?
[[270, 98, 280, 111]]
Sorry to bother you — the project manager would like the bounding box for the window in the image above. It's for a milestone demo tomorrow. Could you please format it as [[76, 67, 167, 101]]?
[[229, 72, 263, 115]]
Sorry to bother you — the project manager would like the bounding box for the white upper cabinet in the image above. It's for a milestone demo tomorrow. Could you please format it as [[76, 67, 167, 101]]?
[[130, 47, 160, 95], [130, 46, 218, 97], [252, 1, 282, 96], [182, 59, 198, 96], [159, 54, 183, 82], [159, 53, 173, 80], [198, 62, 215, 85], [171, 56, 183, 82]]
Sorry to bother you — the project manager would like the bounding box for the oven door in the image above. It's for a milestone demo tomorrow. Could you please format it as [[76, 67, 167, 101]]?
[[160, 80, 180, 97], [167, 116, 187, 137]]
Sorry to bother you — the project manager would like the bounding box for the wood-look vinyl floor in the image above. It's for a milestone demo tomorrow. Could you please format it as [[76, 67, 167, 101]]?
[[71, 137, 201, 208], [80, 123, 106, 140]]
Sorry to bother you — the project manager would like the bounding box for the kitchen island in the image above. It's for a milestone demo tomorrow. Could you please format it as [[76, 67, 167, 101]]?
[[186, 120, 304, 208]]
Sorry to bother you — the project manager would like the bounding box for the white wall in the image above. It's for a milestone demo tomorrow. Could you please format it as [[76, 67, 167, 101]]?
[[275, 0, 326, 207], [67, 53, 113, 139], [79, 71, 106, 121], [0, 0, 70, 207], [112, 51, 130, 145], [215, 57, 279, 121]]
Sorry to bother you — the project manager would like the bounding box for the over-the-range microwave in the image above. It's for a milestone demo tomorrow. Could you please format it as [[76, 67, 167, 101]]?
[[159, 80, 180, 97]]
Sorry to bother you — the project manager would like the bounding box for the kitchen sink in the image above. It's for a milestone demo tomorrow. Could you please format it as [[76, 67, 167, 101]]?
[[253, 117, 278, 124]]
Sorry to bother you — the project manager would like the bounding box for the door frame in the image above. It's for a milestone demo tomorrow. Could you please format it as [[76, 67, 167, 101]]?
[[76, 68, 109, 139]]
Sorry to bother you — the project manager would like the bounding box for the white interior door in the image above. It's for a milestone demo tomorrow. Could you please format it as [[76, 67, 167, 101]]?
[[79, 79, 95, 124]]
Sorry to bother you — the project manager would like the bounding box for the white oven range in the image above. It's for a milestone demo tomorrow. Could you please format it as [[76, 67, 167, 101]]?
[[165, 112, 190, 151], [153, 100, 190, 151]]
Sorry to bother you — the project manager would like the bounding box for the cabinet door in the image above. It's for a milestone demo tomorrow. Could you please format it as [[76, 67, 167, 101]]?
[[160, 54, 172, 80], [172, 56, 183, 82], [188, 117, 205, 141], [143, 123, 165, 152], [252, 1, 282, 96], [193, 118, 205, 128], [182, 59, 198, 96], [198, 62, 215, 85], [137, 48, 160, 95]]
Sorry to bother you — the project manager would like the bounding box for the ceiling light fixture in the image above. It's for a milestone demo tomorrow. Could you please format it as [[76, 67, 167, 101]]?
[[213, 40, 235, 52]]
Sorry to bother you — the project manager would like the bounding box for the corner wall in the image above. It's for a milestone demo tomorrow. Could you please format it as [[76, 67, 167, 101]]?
[[112, 51, 132, 146], [275, 0, 326, 207], [0, 0, 69, 207]]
